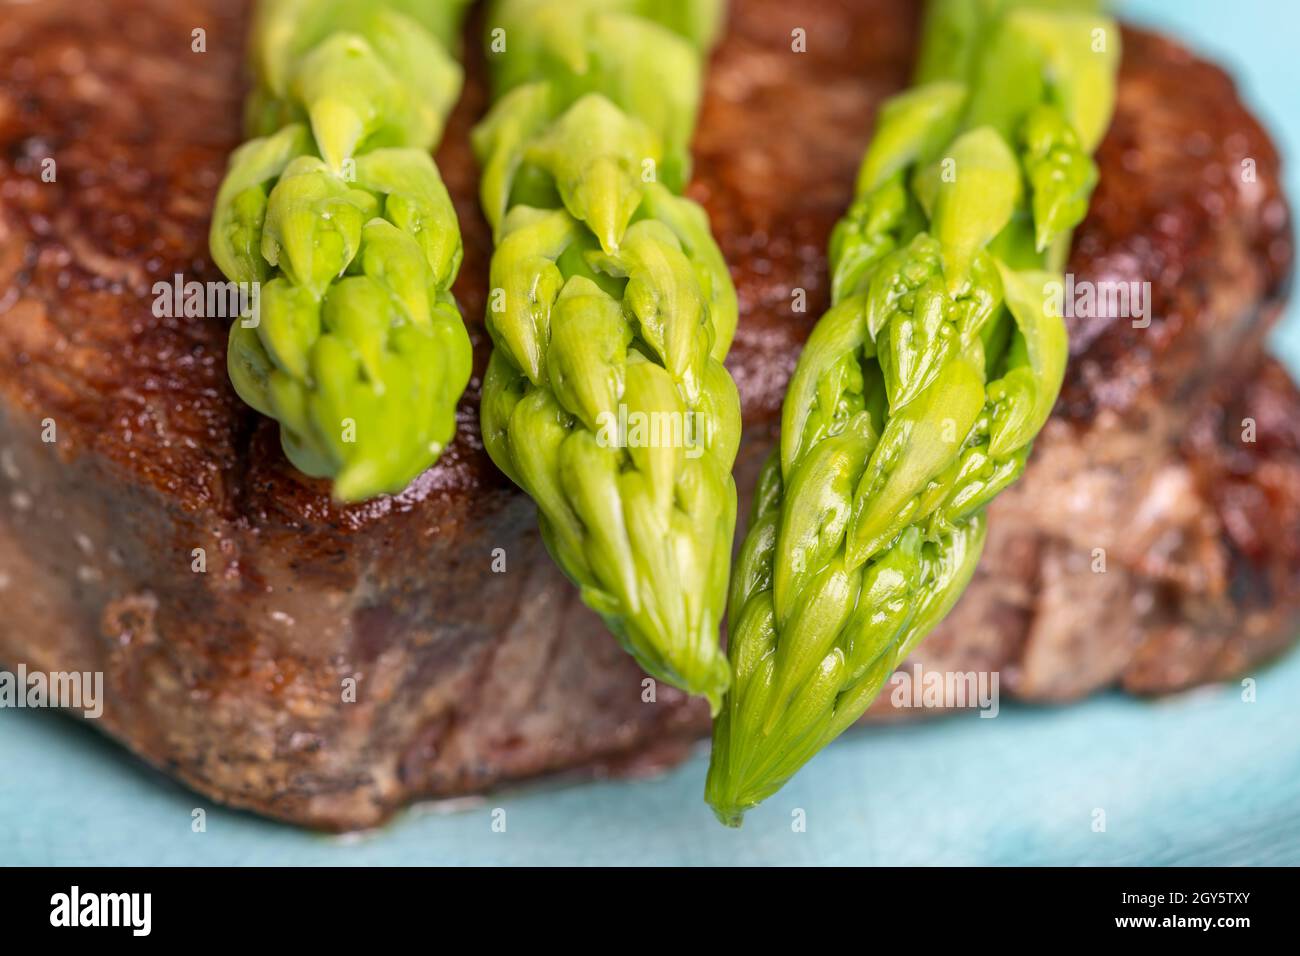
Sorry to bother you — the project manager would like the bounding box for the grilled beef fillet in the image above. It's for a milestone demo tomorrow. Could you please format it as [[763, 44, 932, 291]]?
[[0, 0, 1294, 829]]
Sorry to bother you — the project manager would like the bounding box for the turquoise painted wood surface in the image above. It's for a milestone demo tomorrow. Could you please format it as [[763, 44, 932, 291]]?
[[3, 652, 1300, 865], [1, 0, 1298, 866]]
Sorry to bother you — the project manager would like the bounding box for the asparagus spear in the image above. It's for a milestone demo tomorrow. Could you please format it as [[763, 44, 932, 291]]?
[[707, 0, 1120, 825], [475, 0, 739, 712], [211, 0, 473, 501]]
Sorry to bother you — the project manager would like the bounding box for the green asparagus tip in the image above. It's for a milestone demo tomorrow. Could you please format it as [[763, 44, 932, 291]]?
[[706, 691, 723, 720], [332, 460, 387, 503], [694, 655, 730, 718], [704, 762, 753, 828], [212, 3, 472, 503], [711, 805, 746, 828], [700, 0, 1120, 821]]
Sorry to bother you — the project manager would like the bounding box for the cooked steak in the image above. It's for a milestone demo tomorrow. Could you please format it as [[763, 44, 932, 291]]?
[[0, 0, 1294, 830]]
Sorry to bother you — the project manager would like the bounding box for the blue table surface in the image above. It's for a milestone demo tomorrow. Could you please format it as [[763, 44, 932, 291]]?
[[2, 0, 1299, 866]]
